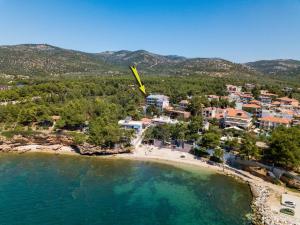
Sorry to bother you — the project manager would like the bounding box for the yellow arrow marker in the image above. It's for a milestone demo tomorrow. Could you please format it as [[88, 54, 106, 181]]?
[[129, 66, 146, 95]]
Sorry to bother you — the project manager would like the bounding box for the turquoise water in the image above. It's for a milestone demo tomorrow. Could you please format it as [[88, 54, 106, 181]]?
[[0, 153, 252, 225]]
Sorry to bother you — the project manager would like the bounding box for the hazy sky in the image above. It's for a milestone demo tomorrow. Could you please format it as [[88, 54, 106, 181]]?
[[0, 0, 299, 62]]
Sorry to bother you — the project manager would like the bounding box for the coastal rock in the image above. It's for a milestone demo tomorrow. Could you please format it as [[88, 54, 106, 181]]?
[[0, 133, 132, 156], [78, 143, 131, 155], [250, 183, 299, 225]]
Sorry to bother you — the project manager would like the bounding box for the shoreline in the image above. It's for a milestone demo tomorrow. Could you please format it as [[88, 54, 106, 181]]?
[[0, 143, 299, 225]]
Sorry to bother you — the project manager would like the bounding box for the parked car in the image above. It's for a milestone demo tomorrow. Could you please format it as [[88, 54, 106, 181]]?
[[280, 208, 295, 216], [283, 201, 296, 208]]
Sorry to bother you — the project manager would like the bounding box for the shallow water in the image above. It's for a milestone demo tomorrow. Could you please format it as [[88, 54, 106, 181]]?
[[0, 153, 252, 225]]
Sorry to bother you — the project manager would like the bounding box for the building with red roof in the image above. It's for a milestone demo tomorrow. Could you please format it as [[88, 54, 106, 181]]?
[[224, 108, 252, 129], [259, 116, 291, 130]]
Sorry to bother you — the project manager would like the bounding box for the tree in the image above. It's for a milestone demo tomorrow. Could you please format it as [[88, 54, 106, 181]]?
[[211, 147, 224, 163], [239, 134, 259, 160], [186, 115, 203, 142], [251, 87, 260, 99], [146, 105, 160, 116], [170, 123, 187, 141], [154, 124, 171, 144], [224, 138, 240, 151], [88, 117, 131, 148], [188, 96, 206, 116], [264, 126, 300, 169], [200, 131, 221, 149]]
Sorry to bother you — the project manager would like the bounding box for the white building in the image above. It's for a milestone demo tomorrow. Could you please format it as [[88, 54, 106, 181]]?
[[226, 85, 242, 94], [146, 94, 169, 111], [224, 108, 252, 129], [118, 118, 143, 133], [151, 116, 178, 125], [259, 117, 291, 130]]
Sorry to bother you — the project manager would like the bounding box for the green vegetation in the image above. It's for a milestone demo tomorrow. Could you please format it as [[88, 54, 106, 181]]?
[[264, 126, 300, 169], [0, 68, 299, 170]]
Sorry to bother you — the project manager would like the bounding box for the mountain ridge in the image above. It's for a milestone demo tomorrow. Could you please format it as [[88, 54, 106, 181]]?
[[0, 44, 299, 79]]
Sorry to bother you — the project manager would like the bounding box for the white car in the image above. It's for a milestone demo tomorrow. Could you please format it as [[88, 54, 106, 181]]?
[[283, 201, 296, 208]]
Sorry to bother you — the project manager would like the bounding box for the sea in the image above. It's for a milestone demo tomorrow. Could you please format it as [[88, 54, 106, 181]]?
[[0, 153, 252, 225]]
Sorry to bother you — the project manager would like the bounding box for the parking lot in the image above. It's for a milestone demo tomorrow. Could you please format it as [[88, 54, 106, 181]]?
[[282, 194, 300, 218]]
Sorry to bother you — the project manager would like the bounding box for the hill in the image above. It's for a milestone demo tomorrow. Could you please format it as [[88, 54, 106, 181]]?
[[0, 44, 120, 76], [246, 59, 300, 79], [96, 50, 258, 77], [2, 44, 300, 81]]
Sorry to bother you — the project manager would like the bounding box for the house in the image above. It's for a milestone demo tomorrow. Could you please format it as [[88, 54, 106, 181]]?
[[118, 118, 143, 133], [242, 104, 261, 117], [259, 117, 291, 130], [141, 118, 152, 128], [179, 100, 189, 110], [292, 114, 300, 126], [259, 91, 278, 105], [276, 97, 299, 108], [245, 83, 256, 90], [260, 90, 278, 97], [226, 85, 242, 94], [223, 108, 252, 129], [278, 109, 294, 119], [152, 116, 178, 125], [228, 93, 241, 103], [261, 109, 276, 118], [271, 101, 281, 107], [0, 85, 11, 91], [239, 93, 254, 103], [146, 94, 169, 111], [202, 107, 225, 120], [165, 107, 191, 119], [249, 100, 261, 105], [282, 87, 293, 92], [258, 95, 272, 105]]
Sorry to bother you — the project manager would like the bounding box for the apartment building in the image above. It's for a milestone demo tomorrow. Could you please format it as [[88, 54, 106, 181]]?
[[242, 104, 261, 117], [259, 117, 291, 130], [146, 94, 169, 111], [223, 108, 252, 129], [277, 97, 299, 108]]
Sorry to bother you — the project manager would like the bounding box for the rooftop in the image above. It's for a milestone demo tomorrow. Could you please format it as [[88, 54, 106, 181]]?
[[226, 108, 250, 119], [242, 104, 261, 109], [259, 116, 291, 124], [179, 100, 189, 104], [277, 97, 299, 102], [249, 100, 261, 105], [146, 94, 169, 100]]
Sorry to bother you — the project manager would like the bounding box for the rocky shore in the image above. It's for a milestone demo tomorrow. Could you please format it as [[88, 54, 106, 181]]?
[[0, 134, 130, 155], [250, 183, 299, 225]]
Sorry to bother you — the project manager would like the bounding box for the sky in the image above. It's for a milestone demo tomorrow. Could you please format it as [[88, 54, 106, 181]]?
[[0, 0, 299, 62]]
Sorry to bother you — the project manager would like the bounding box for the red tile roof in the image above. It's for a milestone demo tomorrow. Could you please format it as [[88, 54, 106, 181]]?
[[249, 100, 261, 105], [277, 97, 299, 102], [226, 108, 250, 119], [259, 116, 291, 124], [242, 104, 261, 109]]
